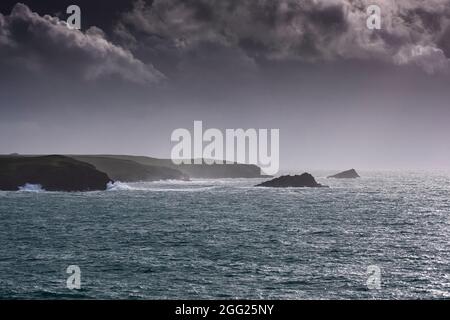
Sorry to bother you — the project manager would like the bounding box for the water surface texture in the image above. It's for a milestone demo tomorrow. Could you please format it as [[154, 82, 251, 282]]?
[[0, 171, 449, 299]]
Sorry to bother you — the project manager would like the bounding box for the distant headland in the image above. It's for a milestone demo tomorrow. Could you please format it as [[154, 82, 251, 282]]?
[[0, 154, 266, 191]]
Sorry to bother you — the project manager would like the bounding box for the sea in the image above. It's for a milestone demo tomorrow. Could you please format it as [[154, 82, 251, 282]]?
[[0, 170, 449, 299]]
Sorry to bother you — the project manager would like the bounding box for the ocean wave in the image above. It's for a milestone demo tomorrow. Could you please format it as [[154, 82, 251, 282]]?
[[106, 181, 216, 192], [106, 181, 136, 191], [18, 183, 45, 192], [150, 179, 241, 184], [143, 187, 216, 192]]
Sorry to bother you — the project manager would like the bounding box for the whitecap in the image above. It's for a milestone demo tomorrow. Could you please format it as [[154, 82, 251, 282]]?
[[106, 181, 135, 191], [106, 181, 217, 192], [18, 183, 45, 192], [143, 187, 216, 192]]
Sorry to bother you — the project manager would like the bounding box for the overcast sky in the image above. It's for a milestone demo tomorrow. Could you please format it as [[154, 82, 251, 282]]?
[[1, 0, 450, 170]]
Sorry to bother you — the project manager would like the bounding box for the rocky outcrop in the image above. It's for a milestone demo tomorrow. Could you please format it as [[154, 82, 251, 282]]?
[[256, 173, 327, 188], [327, 169, 360, 179], [0, 155, 111, 191]]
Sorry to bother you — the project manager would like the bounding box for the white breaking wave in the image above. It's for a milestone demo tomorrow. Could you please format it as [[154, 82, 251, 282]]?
[[106, 181, 217, 192], [106, 181, 136, 191], [18, 183, 45, 192], [141, 187, 216, 192]]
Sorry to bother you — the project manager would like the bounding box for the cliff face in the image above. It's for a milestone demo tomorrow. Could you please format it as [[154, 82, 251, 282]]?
[[0, 155, 111, 191], [95, 155, 264, 179], [71, 156, 189, 182], [256, 173, 327, 188]]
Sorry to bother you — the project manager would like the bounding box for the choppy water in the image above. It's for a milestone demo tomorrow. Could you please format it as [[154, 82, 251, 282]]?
[[0, 171, 449, 299]]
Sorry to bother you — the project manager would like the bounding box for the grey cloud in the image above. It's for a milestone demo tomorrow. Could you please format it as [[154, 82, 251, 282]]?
[[116, 0, 450, 74], [0, 3, 165, 85], [394, 45, 449, 74]]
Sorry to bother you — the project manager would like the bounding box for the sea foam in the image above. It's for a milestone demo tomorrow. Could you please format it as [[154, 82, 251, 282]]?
[[106, 181, 135, 191], [18, 183, 45, 192], [106, 181, 216, 192]]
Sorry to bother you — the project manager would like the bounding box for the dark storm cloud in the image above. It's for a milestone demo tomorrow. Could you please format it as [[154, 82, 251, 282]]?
[[115, 0, 450, 74], [2, 1, 449, 80], [116, 0, 349, 61], [0, 0, 133, 32], [0, 3, 165, 85]]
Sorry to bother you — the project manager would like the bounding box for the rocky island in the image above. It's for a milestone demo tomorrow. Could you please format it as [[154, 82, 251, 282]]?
[[256, 173, 327, 188], [0, 155, 111, 191], [327, 169, 360, 179]]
